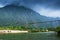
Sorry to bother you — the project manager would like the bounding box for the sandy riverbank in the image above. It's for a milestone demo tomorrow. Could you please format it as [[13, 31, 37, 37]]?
[[0, 30, 28, 33], [0, 30, 57, 34]]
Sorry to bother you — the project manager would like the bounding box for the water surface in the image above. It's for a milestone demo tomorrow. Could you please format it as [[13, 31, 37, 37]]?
[[0, 32, 60, 40]]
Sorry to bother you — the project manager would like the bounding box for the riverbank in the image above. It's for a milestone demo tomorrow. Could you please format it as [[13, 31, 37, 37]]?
[[0, 30, 57, 34], [0, 30, 28, 33]]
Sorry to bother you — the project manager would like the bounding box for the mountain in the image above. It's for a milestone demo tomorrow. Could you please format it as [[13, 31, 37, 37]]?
[[0, 5, 59, 28]]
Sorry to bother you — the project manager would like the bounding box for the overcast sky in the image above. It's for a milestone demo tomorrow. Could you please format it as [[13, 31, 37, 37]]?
[[0, 0, 60, 17]]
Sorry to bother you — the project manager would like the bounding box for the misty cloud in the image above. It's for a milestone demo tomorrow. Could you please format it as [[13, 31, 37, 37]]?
[[0, 0, 60, 17], [0, 0, 60, 9]]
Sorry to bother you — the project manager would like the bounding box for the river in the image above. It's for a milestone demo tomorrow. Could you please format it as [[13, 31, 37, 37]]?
[[0, 32, 60, 40]]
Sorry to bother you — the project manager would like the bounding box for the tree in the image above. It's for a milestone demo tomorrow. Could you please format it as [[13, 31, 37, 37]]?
[[56, 26, 60, 36], [48, 27, 56, 31], [56, 26, 60, 32]]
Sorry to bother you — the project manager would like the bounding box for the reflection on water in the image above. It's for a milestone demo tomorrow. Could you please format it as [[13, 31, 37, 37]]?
[[0, 32, 60, 40]]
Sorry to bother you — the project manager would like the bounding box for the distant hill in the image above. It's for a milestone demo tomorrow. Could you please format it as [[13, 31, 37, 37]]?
[[0, 5, 59, 28]]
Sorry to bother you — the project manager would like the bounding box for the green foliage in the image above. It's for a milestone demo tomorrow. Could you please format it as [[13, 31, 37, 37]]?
[[56, 26, 60, 32], [30, 29, 39, 32], [0, 25, 57, 33], [0, 26, 43, 32], [47, 27, 56, 31], [0, 26, 33, 30]]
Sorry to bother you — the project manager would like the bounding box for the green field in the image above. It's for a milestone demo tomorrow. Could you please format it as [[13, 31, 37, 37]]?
[[0, 32, 59, 40]]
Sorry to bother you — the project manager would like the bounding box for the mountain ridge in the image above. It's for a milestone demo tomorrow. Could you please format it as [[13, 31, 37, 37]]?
[[0, 5, 59, 28]]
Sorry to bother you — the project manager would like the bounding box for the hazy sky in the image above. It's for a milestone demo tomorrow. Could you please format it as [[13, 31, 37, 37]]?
[[0, 0, 60, 17]]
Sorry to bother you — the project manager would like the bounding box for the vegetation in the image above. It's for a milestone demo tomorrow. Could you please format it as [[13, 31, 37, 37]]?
[[0, 26, 40, 32], [47, 27, 56, 31], [0, 25, 59, 33], [0, 26, 28, 30], [55, 26, 60, 36], [56, 26, 60, 32]]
